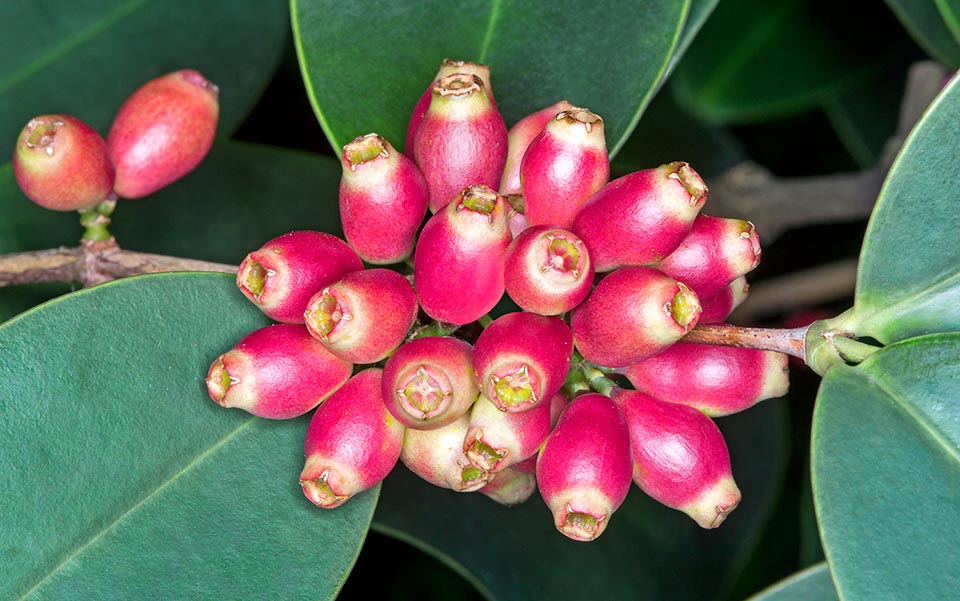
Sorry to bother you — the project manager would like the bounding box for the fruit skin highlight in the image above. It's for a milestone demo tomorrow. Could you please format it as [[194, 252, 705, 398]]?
[[205, 324, 353, 419], [570, 266, 701, 368], [413, 185, 512, 325], [381, 336, 479, 430], [622, 343, 789, 416], [236, 230, 363, 324], [536, 393, 632, 541], [300, 369, 404, 508], [613, 388, 741, 528], [520, 107, 609, 229], [304, 268, 418, 364], [107, 69, 219, 198], [339, 133, 428, 264], [412, 73, 507, 213], [13, 114, 115, 211], [572, 161, 707, 271]]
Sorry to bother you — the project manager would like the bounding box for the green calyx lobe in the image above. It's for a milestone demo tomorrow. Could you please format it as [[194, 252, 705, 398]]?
[[459, 185, 499, 214], [467, 438, 506, 470], [546, 236, 580, 273], [399, 366, 450, 415], [668, 284, 700, 331], [563, 512, 602, 540], [664, 161, 707, 205], [491, 365, 537, 408], [307, 291, 342, 338], [344, 134, 388, 167], [240, 259, 268, 300]]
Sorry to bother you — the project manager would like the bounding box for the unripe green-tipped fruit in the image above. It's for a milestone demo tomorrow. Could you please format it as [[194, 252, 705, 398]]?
[[301, 369, 404, 508], [536, 393, 632, 541], [401, 411, 493, 492], [613, 388, 741, 528], [205, 324, 353, 419], [107, 69, 219, 198], [622, 343, 789, 416], [13, 114, 115, 211], [571, 266, 701, 368]]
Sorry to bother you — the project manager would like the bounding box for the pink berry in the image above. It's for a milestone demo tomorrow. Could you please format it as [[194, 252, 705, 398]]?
[[401, 411, 493, 492], [464, 391, 568, 473], [622, 343, 790, 416], [339, 133, 428, 264], [205, 324, 352, 419], [236, 230, 363, 324], [503, 225, 594, 315], [381, 336, 479, 430], [107, 69, 219, 198], [572, 162, 708, 271], [657, 214, 762, 299], [413, 185, 512, 325], [613, 388, 741, 529], [481, 468, 537, 506], [699, 276, 749, 324], [536, 393, 632, 541], [472, 312, 573, 412], [412, 73, 508, 213], [499, 99, 574, 196], [303, 268, 418, 364], [300, 369, 405, 508], [405, 59, 496, 156], [13, 114, 115, 211], [570, 266, 701, 368], [520, 108, 609, 229]]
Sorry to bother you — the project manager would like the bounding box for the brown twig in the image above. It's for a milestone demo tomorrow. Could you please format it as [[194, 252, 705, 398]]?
[[682, 323, 808, 359]]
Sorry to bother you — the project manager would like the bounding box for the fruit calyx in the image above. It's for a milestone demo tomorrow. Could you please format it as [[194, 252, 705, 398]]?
[[556, 108, 602, 133], [664, 161, 707, 206], [300, 469, 349, 508], [667, 283, 701, 332], [343, 133, 389, 170], [491, 364, 538, 409], [398, 366, 453, 419]]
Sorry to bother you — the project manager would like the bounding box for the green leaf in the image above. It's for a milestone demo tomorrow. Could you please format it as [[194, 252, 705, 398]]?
[[746, 563, 837, 601], [821, 71, 904, 169], [886, 0, 960, 67], [0, 0, 288, 145], [374, 400, 789, 601], [671, 0, 903, 124], [811, 333, 960, 599], [292, 0, 689, 158], [666, 0, 720, 77], [846, 75, 960, 343], [0, 272, 376, 598]]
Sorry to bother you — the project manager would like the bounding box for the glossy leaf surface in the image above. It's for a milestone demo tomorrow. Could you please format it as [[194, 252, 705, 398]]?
[[375, 401, 789, 601], [746, 563, 837, 601], [848, 75, 960, 343], [886, 0, 960, 67], [0, 273, 376, 599], [812, 334, 960, 599], [292, 0, 688, 157]]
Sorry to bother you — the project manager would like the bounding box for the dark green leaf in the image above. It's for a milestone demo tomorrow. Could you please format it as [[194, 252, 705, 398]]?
[[374, 400, 789, 601], [845, 75, 960, 343], [292, 0, 688, 158], [746, 563, 837, 601], [0, 0, 288, 145], [886, 0, 960, 67], [666, 0, 720, 77], [821, 71, 905, 169], [671, 0, 902, 124], [0, 273, 376, 598], [811, 333, 960, 599]]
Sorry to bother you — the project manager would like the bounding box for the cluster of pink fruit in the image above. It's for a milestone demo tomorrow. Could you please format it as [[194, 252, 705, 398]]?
[[207, 59, 790, 542], [12, 69, 219, 211]]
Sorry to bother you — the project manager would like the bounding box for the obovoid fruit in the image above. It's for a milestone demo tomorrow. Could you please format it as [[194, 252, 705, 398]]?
[[405, 59, 496, 156], [412, 73, 507, 212], [480, 468, 538, 506], [622, 343, 789, 416], [338, 133, 428, 264], [303, 268, 418, 364], [237, 230, 363, 324], [571, 266, 701, 368], [472, 312, 573, 412], [13, 114, 115, 211], [573, 161, 708, 271], [520, 107, 609, 229], [499, 99, 574, 196], [205, 324, 353, 419], [300, 369, 404, 508], [107, 69, 219, 198], [658, 214, 762, 299], [401, 411, 493, 492], [503, 225, 594, 315], [614, 388, 741, 529], [413, 185, 512, 324], [699, 276, 749, 324], [536, 393, 632, 542], [381, 336, 479, 430]]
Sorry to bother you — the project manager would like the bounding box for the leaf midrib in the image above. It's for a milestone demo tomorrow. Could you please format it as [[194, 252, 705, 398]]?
[[0, 0, 147, 95], [18, 416, 258, 600], [855, 268, 960, 334]]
